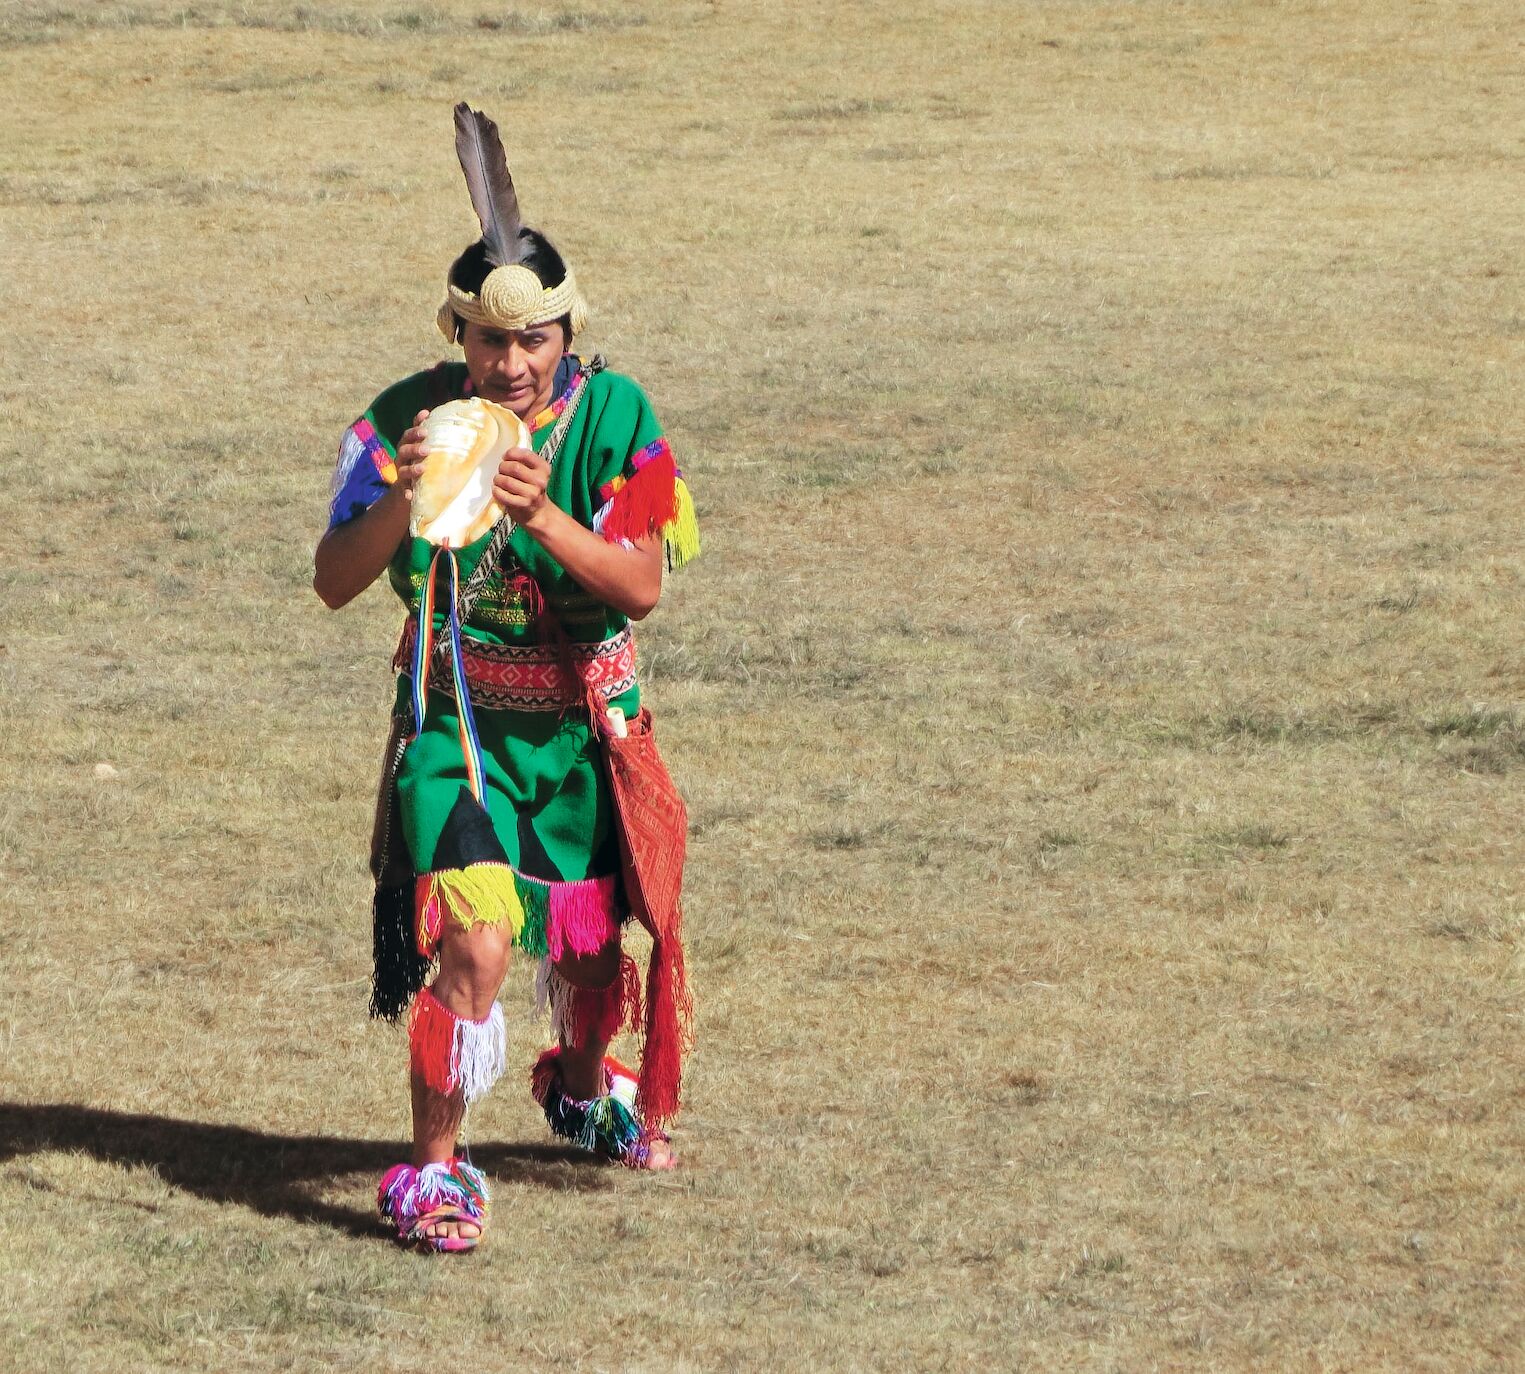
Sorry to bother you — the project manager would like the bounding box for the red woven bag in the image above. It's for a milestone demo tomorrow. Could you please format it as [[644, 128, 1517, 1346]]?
[[605, 708, 685, 938], [602, 708, 693, 1126]]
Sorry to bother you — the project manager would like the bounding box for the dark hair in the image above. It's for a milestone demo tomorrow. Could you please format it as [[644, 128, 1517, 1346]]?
[[447, 230, 571, 344]]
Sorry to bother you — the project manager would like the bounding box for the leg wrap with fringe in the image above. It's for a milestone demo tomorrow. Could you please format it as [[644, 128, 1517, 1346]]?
[[409, 986, 507, 1103], [534, 955, 642, 1050], [530, 1048, 667, 1169]]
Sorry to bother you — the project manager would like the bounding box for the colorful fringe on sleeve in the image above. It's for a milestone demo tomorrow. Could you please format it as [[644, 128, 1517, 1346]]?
[[594, 439, 701, 569]]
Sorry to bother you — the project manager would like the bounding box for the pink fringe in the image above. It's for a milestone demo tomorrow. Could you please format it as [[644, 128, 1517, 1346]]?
[[546, 875, 620, 961]]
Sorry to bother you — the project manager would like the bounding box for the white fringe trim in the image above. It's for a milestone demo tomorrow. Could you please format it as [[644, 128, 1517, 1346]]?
[[535, 959, 579, 1046], [454, 1002, 506, 1104], [609, 1071, 638, 1110]]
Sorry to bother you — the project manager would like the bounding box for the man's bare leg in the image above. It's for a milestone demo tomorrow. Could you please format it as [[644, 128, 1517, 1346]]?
[[410, 919, 511, 1240], [554, 942, 676, 1170]]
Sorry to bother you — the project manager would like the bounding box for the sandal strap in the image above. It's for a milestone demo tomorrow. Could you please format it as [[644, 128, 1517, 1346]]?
[[403, 1204, 483, 1252]]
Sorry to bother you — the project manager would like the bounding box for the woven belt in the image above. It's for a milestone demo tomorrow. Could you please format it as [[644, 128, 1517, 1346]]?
[[395, 621, 636, 712]]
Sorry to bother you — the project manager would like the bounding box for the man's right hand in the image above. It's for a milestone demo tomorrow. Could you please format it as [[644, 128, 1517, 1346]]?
[[395, 409, 432, 499]]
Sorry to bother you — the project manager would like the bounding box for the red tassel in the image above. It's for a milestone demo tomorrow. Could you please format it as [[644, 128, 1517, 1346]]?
[[601, 453, 679, 545], [637, 917, 694, 1128], [504, 568, 608, 720], [580, 674, 610, 735], [505, 569, 547, 636], [619, 951, 644, 1036], [409, 987, 459, 1096]]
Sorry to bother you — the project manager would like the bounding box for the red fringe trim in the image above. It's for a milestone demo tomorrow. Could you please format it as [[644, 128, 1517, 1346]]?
[[536, 936, 690, 1130], [600, 452, 680, 546], [409, 987, 459, 1096], [507, 569, 609, 726], [560, 953, 643, 1049], [638, 915, 694, 1128]]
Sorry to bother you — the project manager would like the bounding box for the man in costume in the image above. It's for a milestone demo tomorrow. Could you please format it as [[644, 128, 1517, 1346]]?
[[313, 105, 698, 1251]]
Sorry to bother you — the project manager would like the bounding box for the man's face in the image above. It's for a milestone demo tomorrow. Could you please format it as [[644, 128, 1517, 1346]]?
[[461, 321, 566, 420]]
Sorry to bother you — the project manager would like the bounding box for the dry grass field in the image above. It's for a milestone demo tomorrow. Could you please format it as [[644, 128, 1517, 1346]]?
[[1, 0, 1521, 1369]]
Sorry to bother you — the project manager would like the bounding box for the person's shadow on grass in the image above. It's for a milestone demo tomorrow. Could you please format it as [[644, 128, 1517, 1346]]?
[[0, 1102, 608, 1239]]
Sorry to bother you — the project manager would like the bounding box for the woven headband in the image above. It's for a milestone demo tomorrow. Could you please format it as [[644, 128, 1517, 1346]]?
[[437, 263, 590, 342]]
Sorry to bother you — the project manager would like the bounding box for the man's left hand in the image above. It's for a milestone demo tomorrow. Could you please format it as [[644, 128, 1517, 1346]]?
[[494, 448, 552, 530]]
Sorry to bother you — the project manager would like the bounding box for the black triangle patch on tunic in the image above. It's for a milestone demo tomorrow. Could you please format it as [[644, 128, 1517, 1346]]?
[[432, 787, 509, 871], [516, 807, 565, 884]]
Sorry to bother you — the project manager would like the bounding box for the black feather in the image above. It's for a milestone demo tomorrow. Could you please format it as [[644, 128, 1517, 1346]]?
[[453, 102, 523, 267]]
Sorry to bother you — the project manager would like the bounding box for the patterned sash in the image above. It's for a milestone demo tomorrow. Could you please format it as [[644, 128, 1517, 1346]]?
[[394, 621, 636, 712]]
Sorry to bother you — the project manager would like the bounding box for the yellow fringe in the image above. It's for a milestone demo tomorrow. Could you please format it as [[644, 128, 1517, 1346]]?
[[427, 864, 525, 940], [663, 478, 701, 570]]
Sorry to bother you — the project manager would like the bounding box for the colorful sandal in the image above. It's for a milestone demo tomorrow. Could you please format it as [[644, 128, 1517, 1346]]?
[[530, 1048, 675, 1169], [377, 1157, 490, 1252]]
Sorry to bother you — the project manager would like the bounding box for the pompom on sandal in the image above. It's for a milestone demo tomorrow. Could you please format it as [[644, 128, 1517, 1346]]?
[[377, 1156, 490, 1252], [530, 1048, 675, 1170]]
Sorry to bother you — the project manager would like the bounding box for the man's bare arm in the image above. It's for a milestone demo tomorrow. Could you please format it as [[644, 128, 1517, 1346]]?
[[313, 411, 430, 609]]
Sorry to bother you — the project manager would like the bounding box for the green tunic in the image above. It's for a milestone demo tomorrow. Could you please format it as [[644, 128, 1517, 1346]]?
[[350, 358, 692, 916]]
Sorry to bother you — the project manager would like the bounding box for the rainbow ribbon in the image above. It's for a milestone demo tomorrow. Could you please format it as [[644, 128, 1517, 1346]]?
[[411, 546, 487, 804]]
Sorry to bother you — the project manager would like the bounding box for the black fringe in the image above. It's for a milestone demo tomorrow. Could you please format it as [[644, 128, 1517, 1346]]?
[[370, 883, 430, 1023]]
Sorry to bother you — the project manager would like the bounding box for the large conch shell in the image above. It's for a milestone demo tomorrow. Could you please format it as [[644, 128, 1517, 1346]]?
[[410, 397, 530, 546]]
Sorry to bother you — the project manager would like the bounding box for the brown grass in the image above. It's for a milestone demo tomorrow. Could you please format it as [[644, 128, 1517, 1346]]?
[[1, 0, 1521, 1368]]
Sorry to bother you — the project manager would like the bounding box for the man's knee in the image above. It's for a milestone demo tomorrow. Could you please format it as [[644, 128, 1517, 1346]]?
[[438, 922, 512, 1001], [554, 937, 622, 990]]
